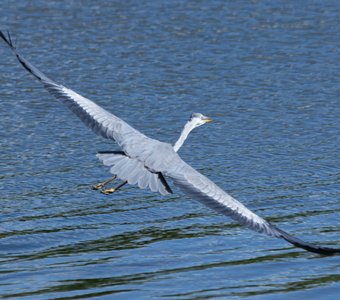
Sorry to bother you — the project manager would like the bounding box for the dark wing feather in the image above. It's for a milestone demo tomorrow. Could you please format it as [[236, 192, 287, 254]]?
[[0, 31, 148, 150], [97, 152, 172, 195], [166, 160, 340, 255]]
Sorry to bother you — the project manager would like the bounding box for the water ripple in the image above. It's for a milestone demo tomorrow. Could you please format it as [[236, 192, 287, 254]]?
[[1, 0, 339, 299]]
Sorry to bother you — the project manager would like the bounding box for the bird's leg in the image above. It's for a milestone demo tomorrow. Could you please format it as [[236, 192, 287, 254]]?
[[92, 175, 117, 190], [101, 180, 128, 195]]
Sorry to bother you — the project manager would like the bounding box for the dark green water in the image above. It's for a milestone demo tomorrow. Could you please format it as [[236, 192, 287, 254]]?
[[0, 1, 339, 299]]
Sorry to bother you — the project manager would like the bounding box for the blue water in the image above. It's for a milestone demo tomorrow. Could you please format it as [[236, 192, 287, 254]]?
[[0, 1, 339, 299]]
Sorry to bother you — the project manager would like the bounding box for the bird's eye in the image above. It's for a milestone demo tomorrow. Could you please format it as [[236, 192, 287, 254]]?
[[191, 112, 201, 119]]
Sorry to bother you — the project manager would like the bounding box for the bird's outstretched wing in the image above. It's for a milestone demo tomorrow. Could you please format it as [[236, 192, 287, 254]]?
[[166, 160, 340, 255], [0, 31, 148, 150], [2, 31, 338, 255], [97, 151, 172, 195]]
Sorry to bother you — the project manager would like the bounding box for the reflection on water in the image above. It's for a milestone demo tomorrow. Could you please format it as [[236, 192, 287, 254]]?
[[0, 0, 339, 299]]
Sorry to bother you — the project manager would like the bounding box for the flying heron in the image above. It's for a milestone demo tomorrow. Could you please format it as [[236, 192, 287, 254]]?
[[1, 31, 339, 255]]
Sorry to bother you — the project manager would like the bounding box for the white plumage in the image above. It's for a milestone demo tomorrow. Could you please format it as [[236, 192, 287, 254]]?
[[1, 31, 338, 255]]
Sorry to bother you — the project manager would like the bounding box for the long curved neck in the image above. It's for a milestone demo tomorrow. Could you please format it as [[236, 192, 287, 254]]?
[[173, 121, 195, 152]]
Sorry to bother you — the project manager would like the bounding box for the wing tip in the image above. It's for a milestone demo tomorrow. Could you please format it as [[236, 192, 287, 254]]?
[[0, 31, 46, 82], [270, 224, 340, 255], [0, 30, 15, 49]]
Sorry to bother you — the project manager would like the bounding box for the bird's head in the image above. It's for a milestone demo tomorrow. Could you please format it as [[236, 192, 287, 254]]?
[[173, 112, 212, 152], [188, 112, 212, 128]]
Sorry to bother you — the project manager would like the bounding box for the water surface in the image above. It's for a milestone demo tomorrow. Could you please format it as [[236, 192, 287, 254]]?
[[0, 1, 339, 299]]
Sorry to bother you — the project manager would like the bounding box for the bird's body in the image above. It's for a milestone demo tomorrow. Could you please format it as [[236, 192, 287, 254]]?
[[1, 31, 339, 255]]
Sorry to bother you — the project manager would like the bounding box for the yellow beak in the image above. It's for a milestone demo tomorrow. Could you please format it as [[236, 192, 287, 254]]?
[[204, 118, 213, 123]]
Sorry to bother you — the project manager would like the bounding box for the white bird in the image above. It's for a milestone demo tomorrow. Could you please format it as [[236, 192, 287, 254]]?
[[94, 112, 212, 195], [1, 31, 339, 255]]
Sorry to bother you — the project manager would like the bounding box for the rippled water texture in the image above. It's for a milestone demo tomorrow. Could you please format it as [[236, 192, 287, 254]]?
[[0, 1, 339, 299]]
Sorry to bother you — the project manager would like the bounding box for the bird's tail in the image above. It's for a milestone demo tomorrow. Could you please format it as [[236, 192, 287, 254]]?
[[269, 224, 340, 255]]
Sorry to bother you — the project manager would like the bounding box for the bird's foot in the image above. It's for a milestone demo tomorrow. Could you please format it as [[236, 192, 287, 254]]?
[[92, 176, 117, 190], [92, 183, 104, 190], [101, 188, 116, 195]]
